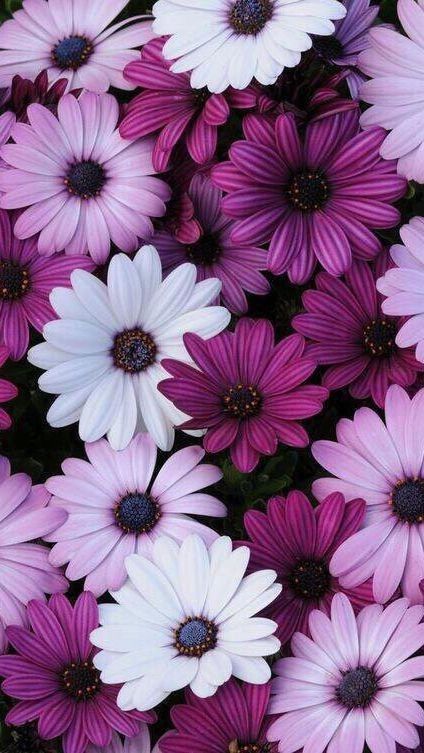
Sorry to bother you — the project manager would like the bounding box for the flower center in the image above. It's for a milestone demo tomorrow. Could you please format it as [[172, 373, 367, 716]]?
[[229, 0, 274, 35], [229, 743, 271, 753], [336, 667, 377, 709], [363, 319, 397, 357], [113, 329, 157, 373], [391, 479, 424, 523], [65, 160, 105, 199], [0, 261, 29, 300], [115, 493, 161, 534], [312, 34, 344, 60], [287, 171, 329, 212], [288, 559, 331, 600], [175, 617, 218, 657], [186, 234, 221, 265], [222, 384, 262, 419], [52, 36, 93, 70], [62, 661, 101, 700]]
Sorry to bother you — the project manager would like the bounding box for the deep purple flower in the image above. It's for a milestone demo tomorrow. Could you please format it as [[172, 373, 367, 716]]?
[[0, 347, 17, 429], [212, 110, 406, 283], [293, 252, 424, 408], [120, 37, 256, 172], [153, 173, 269, 314], [238, 491, 374, 645], [0, 70, 67, 142], [157, 680, 276, 753], [159, 318, 328, 473], [0, 593, 155, 753]]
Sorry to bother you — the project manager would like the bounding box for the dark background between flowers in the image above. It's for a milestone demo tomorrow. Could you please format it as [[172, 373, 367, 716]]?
[[0, 0, 422, 750]]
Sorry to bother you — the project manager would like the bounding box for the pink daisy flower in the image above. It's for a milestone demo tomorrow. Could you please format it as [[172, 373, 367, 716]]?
[[87, 729, 152, 753], [0, 208, 93, 360], [0, 346, 17, 429], [0, 0, 154, 93], [0, 92, 170, 262], [44, 434, 226, 597], [313, 385, 424, 605], [268, 594, 424, 753]]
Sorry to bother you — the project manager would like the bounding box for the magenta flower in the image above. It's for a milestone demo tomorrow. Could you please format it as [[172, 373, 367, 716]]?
[[0, 70, 67, 146], [120, 37, 256, 172], [159, 318, 328, 473], [0, 208, 93, 360], [293, 252, 423, 408], [157, 680, 276, 753], [153, 173, 269, 314], [0, 92, 170, 262], [0, 593, 155, 753], [0, 456, 67, 654], [268, 594, 424, 753], [238, 491, 373, 645], [0, 346, 17, 429], [212, 110, 406, 283]]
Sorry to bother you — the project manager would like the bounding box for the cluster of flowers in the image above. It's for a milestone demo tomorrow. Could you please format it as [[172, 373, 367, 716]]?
[[0, 0, 424, 753]]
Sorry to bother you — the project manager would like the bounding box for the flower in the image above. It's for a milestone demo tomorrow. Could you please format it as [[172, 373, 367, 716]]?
[[156, 679, 276, 753], [0, 92, 170, 262], [312, 0, 379, 98], [293, 253, 423, 408], [87, 730, 151, 753], [313, 385, 424, 604], [238, 491, 373, 645], [153, 173, 269, 315], [44, 434, 226, 597], [90, 534, 281, 708], [377, 217, 424, 364], [159, 318, 328, 473], [0, 0, 154, 93], [0, 208, 93, 361], [28, 246, 230, 451], [0, 70, 67, 146], [212, 110, 406, 283], [0, 456, 67, 654], [267, 594, 424, 753], [152, 0, 346, 93], [0, 347, 18, 428], [120, 37, 256, 172], [359, 0, 424, 182], [0, 593, 155, 753]]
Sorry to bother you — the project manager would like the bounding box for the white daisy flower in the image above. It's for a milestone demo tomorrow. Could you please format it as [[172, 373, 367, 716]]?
[[152, 0, 346, 93], [90, 534, 281, 709], [27, 245, 230, 451]]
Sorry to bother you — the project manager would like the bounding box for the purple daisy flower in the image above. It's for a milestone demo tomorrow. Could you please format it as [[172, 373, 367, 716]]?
[[212, 110, 406, 283], [153, 173, 270, 315], [293, 252, 424, 408], [0, 92, 170, 262], [0, 346, 17, 429], [88, 729, 151, 753], [159, 318, 328, 473], [157, 680, 276, 753], [0, 208, 93, 360], [0, 456, 67, 653], [120, 37, 256, 172], [238, 490, 374, 645], [0, 70, 67, 147], [0, 592, 155, 753]]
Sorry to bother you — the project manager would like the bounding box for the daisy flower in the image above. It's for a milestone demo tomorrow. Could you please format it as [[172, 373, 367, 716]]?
[[87, 729, 151, 753], [313, 385, 424, 604], [0, 592, 155, 753], [153, 173, 270, 315], [28, 246, 230, 452], [268, 594, 424, 753], [0, 347, 18, 429], [359, 0, 424, 182], [0, 456, 67, 654], [0, 208, 93, 361], [0, 92, 170, 262], [90, 534, 281, 708], [0, 0, 154, 92], [159, 318, 328, 473], [212, 110, 406, 283], [152, 0, 346, 94], [238, 491, 373, 645], [293, 253, 424, 408], [45, 434, 226, 597], [377, 216, 424, 364]]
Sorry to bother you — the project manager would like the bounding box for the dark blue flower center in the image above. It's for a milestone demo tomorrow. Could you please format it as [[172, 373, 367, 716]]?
[[115, 493, 160, 533], [113, 329, 157, 373], [288, 559, 331, 600], [391, 480, 424, 523], [0, 261, 29, 300], [312, 34, 344, 61], [52, 36, 92, 70], [175, 617, 218, 657], [288, 171, 329, 212], [186, 233, 221, 266], [65, 161, 106, 199], [63, 661, 100, 700], [336, 667, 377, 709], [222, 384, 262, 419], [363, 318, 397, 357], [229, 0, 274, 34]]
